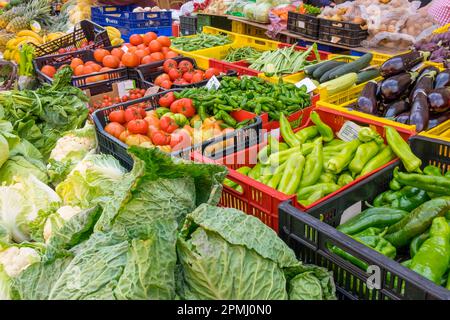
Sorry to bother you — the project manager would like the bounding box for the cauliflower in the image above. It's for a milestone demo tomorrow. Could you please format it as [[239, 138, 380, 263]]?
[[49, 131, 96, 162], [0, 246, 40, 278], [43, 205, 82, 243]]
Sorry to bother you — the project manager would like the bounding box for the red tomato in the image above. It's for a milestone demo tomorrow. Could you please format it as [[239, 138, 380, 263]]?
[[168, 68, 181, 81], [165, 51, 178, 59], [108, 110, 126, 124], [143, 32, 157, 45], [156, 36, 171, 47], [204, 67, 220, 79], [170, 98, 196, 118], [149, 40, 162, 53], [119, 130, 130, 142], [182, 71, 194, 83], [121, 52, 140, 67], [159, 116, 179, 133], [127, 119, 148, 134], [125, 107, 142, 122], [151, 130, 171, 146], [163, 59, 178, 74], [105, 122, 125, 139], [160, 79, 173, 89], [144, 116, 160, 129], [129, 34, 143, 46], [191, 72, 203, 83], [178, 60, 194, 73], [137, 107, 147, 118], [159, 91, 175, 108], [154, 73, 170, 86]]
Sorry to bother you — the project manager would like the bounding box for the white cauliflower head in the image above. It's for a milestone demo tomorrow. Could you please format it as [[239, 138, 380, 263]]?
[[0, 246, 40, 278]]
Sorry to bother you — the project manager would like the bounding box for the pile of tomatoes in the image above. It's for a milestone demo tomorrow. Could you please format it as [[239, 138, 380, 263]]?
[[89, 88, 149, 114], [153, 59, 221, 89]]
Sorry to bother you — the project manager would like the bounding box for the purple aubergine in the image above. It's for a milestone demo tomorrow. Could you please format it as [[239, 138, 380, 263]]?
[[428, 111, 450, 129], [384, 101, 410, 118], [409, 91, 430, 132], [380, 52, 426, 77], [357, 81, 378, 114], [435, 70, 450, 89], [419, 66, 440, 78], [395, 112, 410, 124], [428, 88, 450, 113], [409, 70, 436, 102], [380, 72, 417, 101]]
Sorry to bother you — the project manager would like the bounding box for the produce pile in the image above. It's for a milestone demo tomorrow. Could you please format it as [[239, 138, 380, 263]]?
[[306, 52, 380, 96], [354, 52, 450, 131], [226, 111, 411, 207], [334, 164, 450, 291], [170, 32, 232, 52], [0, 145, 336, 300], [414, 30, 450, 68], [224, 46, 262, 63]]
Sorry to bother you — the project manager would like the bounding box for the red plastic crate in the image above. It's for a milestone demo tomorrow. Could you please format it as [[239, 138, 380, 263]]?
[[195, 105, 416, 232]]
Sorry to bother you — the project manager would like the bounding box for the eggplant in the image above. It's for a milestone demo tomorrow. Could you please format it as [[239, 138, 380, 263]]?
[[435, 70, 450, 89], [357, 81, 378, 114], [418, 65, 440, 78], [384, 101, 410, 118], [380, 72, 417, 101], [395, 112, 410, 124], [428, 88, 450, 113], [380, 52, 428, 77], [428, 111, 450, 129], [409, 91, 430, 132], [409, 70, 436, 102]]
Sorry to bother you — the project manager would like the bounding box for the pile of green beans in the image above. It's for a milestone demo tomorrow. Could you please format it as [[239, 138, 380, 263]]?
[[170, 33, 232, 52]]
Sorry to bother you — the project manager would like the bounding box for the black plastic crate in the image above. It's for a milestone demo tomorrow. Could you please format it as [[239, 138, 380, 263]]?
[[134, 56, 237, 89], [31, 20, 111, 57], [319, 18, 368, 47], [33, 47, 130, 92], [197, 13, 232, 33], [180, 15, 198, 36], [92, 89, 263, 169], [279, 135, 450, 300], [287, 11, 320, 39]]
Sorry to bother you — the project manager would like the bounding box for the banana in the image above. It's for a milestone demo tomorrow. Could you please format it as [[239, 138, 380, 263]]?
[[46, 32, 64, 41], [111, 38, 124, 46], [13, 50, 20, 63], [106, 26, 121, 39], [3, 49, 11, 60], [6, 38, 20, 50], [14, 37, 41, 48], [16, 30, 43, 43]]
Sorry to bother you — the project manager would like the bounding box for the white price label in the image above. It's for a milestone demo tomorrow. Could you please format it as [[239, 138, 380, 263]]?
[[337, 121, 361, 142], [297, 20, 305, 29], [145, 86, 160, 96], [121, 45, 129, 53], [330, 36, 341, 44], [117, 80, 136, 98], [206, 75, 220, 90], [295, 77, 316, 93]]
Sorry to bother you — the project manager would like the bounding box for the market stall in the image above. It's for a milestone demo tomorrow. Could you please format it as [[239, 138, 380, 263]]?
[[0, 0, 450, 302]]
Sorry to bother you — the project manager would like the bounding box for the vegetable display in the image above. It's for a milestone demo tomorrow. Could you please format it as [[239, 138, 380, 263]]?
[[414, 31, 450, 68], [0, 147, 336, 300], [352, 52, 450, 131], [224, 46, 262, 62], [226, 111, 407, 207], [170, 33, 232, 52]]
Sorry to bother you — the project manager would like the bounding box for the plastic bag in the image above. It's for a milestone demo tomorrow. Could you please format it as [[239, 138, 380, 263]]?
[[267, 2, 299, 37]]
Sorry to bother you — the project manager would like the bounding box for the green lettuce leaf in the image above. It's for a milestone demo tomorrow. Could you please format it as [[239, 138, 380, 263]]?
[[0, 155, 48, 184]]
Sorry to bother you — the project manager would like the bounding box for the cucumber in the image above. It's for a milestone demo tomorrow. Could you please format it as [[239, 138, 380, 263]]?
[[304, 60, 330, 76], [356, 68, 380, 84], [312, 61, 346, 81], [328, 53, 373, 80], [320, 63, 348, 83], [318, 73, 358, 96]]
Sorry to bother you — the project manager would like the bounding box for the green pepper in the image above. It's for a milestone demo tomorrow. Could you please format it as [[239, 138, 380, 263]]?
[[236, 166, 251, 176], [423, 165, 442, 176], [324, 139, 345, 147], [349, 141, 380, 175], [385, 197, 450, 248], [299, 137, 323, 188], [318, 172, 337, 184], [393, 167, 450, 195], [389, 187, 430, 212], [299, 189, 324, 207], [280, 113, 300, 148], [278, 153, 305, 195], [294, 126, 318, 144], [410, 217, 450, 284], [297, 183, 340, 201], [358, 127, 384, 144], [248, 163, 262, 180], [337, 172, 353, 186], [337, 207, 409, 235], [267, 146, 301, 167], [266, 162, 288, 189], [359, 145, 396, 177], [310, 111, 333, 142], [409, 230, 430, 258], [385, 126, 422, 173], [326, 139, 361, 174], [224, 178, 238, 189], [373, 190, 396, 207]]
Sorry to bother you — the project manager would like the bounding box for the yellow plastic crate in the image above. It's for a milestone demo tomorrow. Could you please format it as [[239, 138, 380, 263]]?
[[433, 23, 450, 34], [420, 120, 450, 143], [370, 51, 395, 66]]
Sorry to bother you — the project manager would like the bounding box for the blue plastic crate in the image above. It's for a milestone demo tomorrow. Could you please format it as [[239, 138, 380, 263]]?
[[120, 26, 172, 42], [91, 5, 172, 29]]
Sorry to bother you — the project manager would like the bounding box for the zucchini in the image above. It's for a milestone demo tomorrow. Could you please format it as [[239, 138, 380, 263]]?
[[319, 63, 348, 83], [356, 68, 380, 84], [304, 60, 330, 76], [312, 60, 346, 80], [328, 53, 373, 80], [318, 73, 358, 96]]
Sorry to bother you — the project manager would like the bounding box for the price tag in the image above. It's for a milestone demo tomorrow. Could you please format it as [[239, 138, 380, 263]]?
[[145, 86, 160, 96], [206, 75, 220, 90], [330, 36, 341, 44], [295, 77, 316, 93], [297, 20, 305, 29], [337, 121, 361, 142], [121, 45, 129, 53], [117, 80, 136, 98]]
